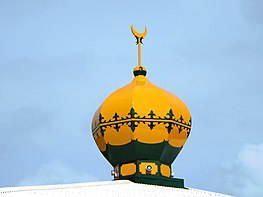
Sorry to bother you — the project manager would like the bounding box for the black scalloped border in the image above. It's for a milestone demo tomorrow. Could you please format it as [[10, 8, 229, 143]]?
[[96, 107, 191, 137]]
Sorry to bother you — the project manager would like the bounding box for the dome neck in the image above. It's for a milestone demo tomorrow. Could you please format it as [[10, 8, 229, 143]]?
[[133, 65, 147, 77]]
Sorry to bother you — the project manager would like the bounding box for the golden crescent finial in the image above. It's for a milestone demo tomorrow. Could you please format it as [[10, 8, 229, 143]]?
[[131, 24, 147, 66], [131, 24, 147, 39]]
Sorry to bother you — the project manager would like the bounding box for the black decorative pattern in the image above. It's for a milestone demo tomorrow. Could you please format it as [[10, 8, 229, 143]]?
[[96, 108, 191, 136]]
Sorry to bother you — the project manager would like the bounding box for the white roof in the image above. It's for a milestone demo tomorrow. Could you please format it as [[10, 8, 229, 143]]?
[[0, 180, 233, 197]]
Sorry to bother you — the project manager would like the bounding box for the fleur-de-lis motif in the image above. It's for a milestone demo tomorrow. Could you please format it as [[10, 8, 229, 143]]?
[[97, 108, 191, 134]]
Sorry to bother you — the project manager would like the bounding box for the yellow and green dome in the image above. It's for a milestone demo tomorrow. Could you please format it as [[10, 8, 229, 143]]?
[[91, 25, 192, 188], [92, 66, 191, 167]]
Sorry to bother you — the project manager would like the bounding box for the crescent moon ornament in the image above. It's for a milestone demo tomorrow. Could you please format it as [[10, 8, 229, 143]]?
[[131, 24, 147, 66], [131, 24, 147, 40]]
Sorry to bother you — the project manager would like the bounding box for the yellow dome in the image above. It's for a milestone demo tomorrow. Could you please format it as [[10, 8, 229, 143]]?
[[92, 66, 191, 166], [91, 25, 192, 188], [93, 66, 191, 147]]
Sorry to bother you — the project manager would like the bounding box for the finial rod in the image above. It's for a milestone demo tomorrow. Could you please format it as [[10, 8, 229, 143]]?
[[131, 24, 147, 66]]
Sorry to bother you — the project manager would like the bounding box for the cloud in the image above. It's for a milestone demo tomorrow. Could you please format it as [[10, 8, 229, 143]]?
[[212, 143, 263, 197], [17, 161, 98, 186]]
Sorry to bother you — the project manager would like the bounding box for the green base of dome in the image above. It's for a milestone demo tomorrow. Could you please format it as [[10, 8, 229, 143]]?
[[102, 140, 183, 166], [112, 159, 185, 188], [117, 174, 185, 188]]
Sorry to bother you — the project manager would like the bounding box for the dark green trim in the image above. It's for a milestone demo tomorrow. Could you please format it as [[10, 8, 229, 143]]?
[[102, 140, 182, 166], [134, 69, 147, 76], [118, 173, 185, 188]]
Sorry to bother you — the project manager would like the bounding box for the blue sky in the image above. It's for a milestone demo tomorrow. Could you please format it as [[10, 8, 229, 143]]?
[[0, 0, 263, 196]]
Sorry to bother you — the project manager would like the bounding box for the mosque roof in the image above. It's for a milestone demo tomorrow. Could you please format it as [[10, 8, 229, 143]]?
[[0, 180, 233, 197]]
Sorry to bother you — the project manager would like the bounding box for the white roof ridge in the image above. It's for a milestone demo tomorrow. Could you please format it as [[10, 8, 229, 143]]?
[[0, 180, 234, 197]]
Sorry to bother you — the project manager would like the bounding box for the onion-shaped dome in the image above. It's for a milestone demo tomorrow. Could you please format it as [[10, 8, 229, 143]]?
[[91, 25, 192, 188], [92, 65, 191, 166]]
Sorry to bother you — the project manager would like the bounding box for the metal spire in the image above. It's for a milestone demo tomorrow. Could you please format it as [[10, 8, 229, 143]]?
[[131, 24, 147, 66]]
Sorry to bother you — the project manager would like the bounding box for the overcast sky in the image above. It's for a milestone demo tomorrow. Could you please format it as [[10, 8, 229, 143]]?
[[0, 0, 263, 196]]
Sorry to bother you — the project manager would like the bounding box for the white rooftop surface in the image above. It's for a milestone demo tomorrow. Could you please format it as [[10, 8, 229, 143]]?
[[0, 180, 233, 197]]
